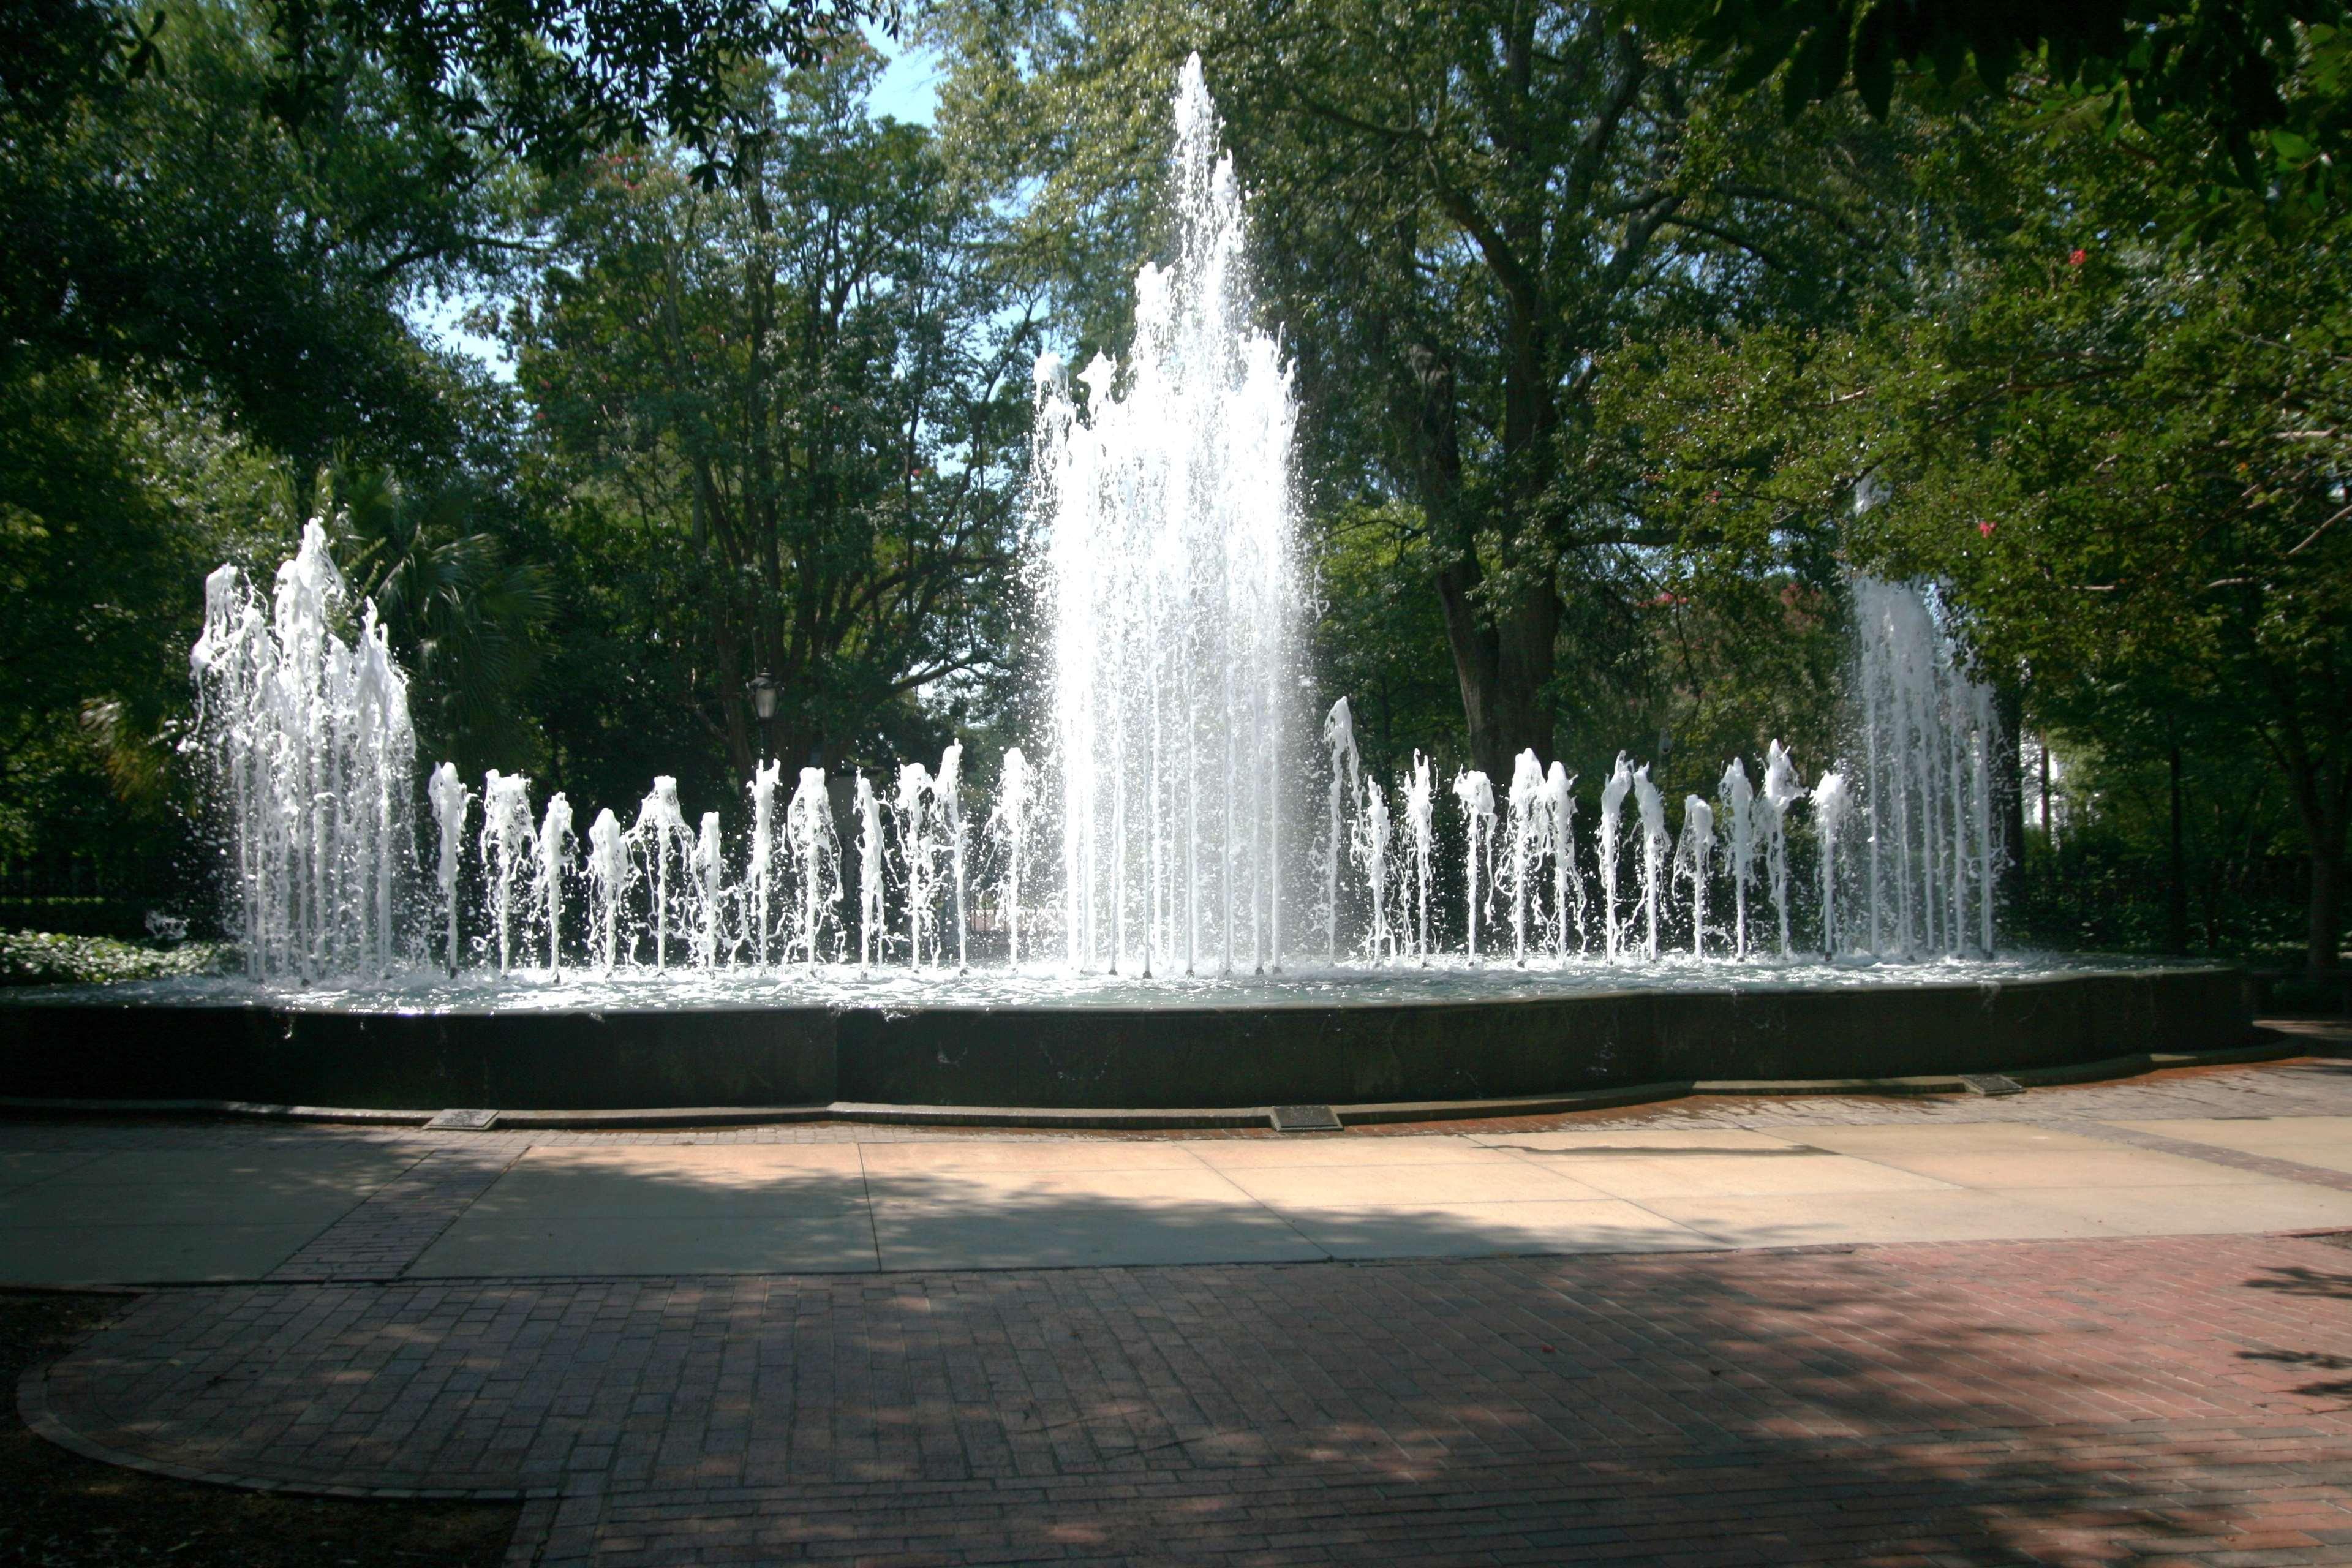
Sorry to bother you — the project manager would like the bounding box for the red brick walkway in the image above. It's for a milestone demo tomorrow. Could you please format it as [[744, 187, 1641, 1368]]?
[[26, 1232, 2352, 1565]]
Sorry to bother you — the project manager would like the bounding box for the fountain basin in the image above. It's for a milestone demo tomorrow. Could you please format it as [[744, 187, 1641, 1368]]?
[[0, 962, 2249, 1117]]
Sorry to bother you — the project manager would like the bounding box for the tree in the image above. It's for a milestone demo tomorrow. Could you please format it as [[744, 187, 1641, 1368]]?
[[1659, 0, 2351, 189], [1597, 112, 2352, 971], [513, 50, 1036, 788], [931, 0, 1917, 779]]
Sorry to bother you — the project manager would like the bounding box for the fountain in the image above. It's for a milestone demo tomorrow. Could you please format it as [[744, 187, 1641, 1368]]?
[[1034, 56, 1300, 981], [1403, 752, 1436, 965], [989, 747, 1033, 965], [1452, 769, 1495, 963], [1675, 796, 1714, 959], [0, 58, 2248, 1121]]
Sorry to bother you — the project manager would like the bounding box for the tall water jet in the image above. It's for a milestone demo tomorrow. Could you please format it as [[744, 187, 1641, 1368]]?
[[690, 811, 725, 967], [1322, 698, 1358, 962], [1452, 769, 1494, 962], [586, 808, 627, 971], [785, 766, 838, 965], [629, 777, 688, 968], [748, 760, 783, 967], [479, 770, 536, 973], [1852, 576, 2002, 956], [537, 793, 574, 972], [1403, 752, 1435, 965], [1762, 741, 1806, 959], [1633, 764, 1667, 962], [1599, 755, 1633, 962], [990, 748, 1033, 965], [1354, 777, 1393, 962], [1675, 796, 1715, 958], [1719, 759, 1757, 959], [894, 762, 935, 968], [1504, 750, 1548, 967], [1812, 768, 1850, 956], [937, 743, 969, 971], [1036, 56, 1301, 979], [1544, 763, 1584, 958], [854, 774, 884, 970], [189, 522, 417, 982], [428, 763, 469, 975]]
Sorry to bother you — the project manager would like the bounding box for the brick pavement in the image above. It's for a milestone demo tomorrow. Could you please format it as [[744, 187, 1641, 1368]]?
[[12, 1040, 2352, 1562], [25, 1231, 2352, 1565]]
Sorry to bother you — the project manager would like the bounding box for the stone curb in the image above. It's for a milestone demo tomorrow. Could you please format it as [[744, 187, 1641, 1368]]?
[[15, 1361, 563, 1504], [0, 1036, 2302, 1133]]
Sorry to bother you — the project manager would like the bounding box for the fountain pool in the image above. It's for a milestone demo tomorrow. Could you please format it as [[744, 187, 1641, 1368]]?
[[0, 59, 2252, 1122]]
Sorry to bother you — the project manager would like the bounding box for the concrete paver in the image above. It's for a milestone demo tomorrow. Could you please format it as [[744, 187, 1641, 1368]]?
[[2124, 1113, 2352, 1174], [1, 1221, 337, 1284]]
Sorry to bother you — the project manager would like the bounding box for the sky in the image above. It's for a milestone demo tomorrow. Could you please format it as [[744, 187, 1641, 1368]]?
[[406, 29, 947, 382]]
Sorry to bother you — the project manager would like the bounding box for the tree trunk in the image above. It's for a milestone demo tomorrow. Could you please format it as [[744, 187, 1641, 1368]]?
[[2310, 847, 2344, 976], [1404, 343, 1558, 783]]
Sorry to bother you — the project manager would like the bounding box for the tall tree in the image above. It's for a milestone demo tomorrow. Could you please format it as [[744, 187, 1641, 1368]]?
[[1597, 105, 2352, 971], [932, 0, 1911, 778], [514, 50, 1036, 785]]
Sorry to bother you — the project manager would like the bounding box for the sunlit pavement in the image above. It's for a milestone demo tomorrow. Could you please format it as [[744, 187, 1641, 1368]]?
[[9, 1027, 2351, 1563]]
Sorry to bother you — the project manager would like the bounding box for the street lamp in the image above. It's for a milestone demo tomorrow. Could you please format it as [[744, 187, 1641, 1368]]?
[[750, 672, 778, 760]]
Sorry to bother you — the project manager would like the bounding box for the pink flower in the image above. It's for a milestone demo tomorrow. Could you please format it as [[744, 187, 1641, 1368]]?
[[2068, 249, 2087, 267], [1978, 521, 1996, 537]]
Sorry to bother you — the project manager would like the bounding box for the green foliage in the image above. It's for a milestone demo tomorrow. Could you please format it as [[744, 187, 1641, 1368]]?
[[930, 0, 1918, 778], [1659, 0, 2352, 211], [511, 48, 1035, 795], [1, 0, 500, 474], [1599, 96, 2352, 967], [0, 930, 236, 987]]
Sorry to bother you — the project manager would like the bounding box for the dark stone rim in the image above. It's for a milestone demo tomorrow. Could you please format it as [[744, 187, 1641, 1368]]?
[[0, 965, 2252, 1113]]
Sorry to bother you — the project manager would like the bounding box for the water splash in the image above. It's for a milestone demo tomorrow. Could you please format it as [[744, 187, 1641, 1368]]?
[[1675, 795, 1714, 958], [1452, 769, 1494, 963], [187, 520, 417, 982], [537, 793, 574, 973], [428, 763, 469, 975], [1761, 740, 1806, 959], [1853, 576, 2002, 956], [1354, 775, 1393, 962], [586, 808, 627, 971], [854, 774, 884, 970], [479, 770, 535, 973], [989, 748, 1033, 966], [1632, 764, 1668, 962], [1403, 752, 1436, 965], [628, 777, 690, 969], [1544, 762, 1584, 958], [1812, 768, 1850, 957], [1598, 755, 1632, 962], [748, 760, 783, 967], [1504, 750, 1548, 967], [1036, 55, 1302, 979], [785, 766, 839, 965], [1719, 759, 1757, 959], [1322, 697, 1358, 962]]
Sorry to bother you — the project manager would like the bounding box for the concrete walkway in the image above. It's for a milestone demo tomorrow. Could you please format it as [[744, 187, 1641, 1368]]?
[[4, 1032, 2351, 1285]]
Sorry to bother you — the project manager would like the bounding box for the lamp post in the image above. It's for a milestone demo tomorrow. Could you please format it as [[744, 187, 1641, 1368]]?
[[750, 671, 778, 760]]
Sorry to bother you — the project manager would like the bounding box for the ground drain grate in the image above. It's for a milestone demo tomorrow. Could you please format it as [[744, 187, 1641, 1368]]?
[[1959, 1074, 2023, 1097], [1270, 1104, 1343, 1133], [425, 1108, 500, 1130]]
